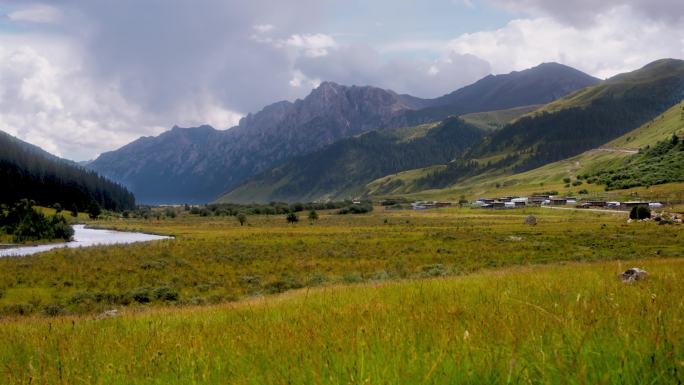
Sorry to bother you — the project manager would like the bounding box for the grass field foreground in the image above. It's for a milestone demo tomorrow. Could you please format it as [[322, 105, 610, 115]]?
[[1, 258, 683, 384]]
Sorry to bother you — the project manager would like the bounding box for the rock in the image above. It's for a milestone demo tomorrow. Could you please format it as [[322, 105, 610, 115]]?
[[619, 268, 648, 283], [96, 309, 119, 319], [524, 215, 537, 226]]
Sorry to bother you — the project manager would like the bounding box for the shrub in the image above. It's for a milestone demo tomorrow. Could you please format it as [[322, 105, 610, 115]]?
[[130, 288, 152, 303], [88, 202, 102, 219], [1, 200, 74, 242], [0, 303, 34, 316], [629, 206, 651, 220], [42, 302, 66, 317], [337, 204, 373, 215], [153, 286, 179, 302], [236, 213, 247, 226], [264, 276, 303, 294], [286, 212, 299, 223]]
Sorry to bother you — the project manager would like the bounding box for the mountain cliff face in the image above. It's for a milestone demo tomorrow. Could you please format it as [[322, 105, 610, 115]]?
[[90, 63, 599, 203], [90, 83, 420, 203]]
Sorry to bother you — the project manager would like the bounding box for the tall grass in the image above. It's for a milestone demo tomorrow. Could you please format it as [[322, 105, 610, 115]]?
[[1, 259, 682, 384], [0, 207, 682, 316]]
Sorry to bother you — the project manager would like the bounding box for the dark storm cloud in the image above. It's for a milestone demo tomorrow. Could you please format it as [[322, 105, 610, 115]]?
[[51, 0, 328, 114]]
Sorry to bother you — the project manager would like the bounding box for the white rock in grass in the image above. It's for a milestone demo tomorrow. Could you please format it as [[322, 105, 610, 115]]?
[[619, 268, 648, 283]]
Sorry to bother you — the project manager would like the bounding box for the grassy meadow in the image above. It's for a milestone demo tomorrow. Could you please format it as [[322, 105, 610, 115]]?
[[1, 207, 683, 383], [1, 258, 683, 384], [1, 207, 683, 317]]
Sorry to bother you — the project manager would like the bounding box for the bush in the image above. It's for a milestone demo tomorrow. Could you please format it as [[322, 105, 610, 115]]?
[[130, 288, 152, 303], [0, 199, 74, 242], [0, 303, 35, 316], [337, 204, 373, 215], [153, 286, 179, 302], [629, 206, 651, 220], [236, 213, 247, 226], [42, 302, 66, 317], [286, 212, 299, 223]]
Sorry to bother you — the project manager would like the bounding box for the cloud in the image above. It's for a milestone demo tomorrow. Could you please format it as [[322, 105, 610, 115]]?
[[489, 0, 684, 26], [447, 6, 684, 78], [7, 4, 62, 24], [0, 0, 682, 162], [253, 24, 274, 33], [284, 34, 337, 57], [295, 45, 491, 97], [0, 0, 328, 160]]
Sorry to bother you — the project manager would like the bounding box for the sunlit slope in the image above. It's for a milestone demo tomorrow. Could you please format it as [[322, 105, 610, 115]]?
[[366, 100, 684, 199], [460, 104, 542, 131]]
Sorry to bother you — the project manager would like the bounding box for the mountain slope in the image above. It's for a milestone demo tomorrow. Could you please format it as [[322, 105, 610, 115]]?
[[366, 100, 684, 200], [367, 59, 684, 195], [90, 84, 428, 204], [0, 131, 135, 211], [391, 62, 599, 127], [90, 63, 599, 204], [218, 118, 486, 203]]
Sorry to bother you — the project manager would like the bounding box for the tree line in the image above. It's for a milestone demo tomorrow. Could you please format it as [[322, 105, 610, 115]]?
[[0, 132, 135, 212]]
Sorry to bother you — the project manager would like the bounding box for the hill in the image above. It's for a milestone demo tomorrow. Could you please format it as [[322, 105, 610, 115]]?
[[0, 131, 135, 211], [367, 100, 684, 201], [366, 59, 684, 197], [89, 63, 598, 204], [217, 118, 486, 203], [394, 62, 598, 126]]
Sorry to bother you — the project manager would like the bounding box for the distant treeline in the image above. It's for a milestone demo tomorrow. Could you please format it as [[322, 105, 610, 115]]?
[[0, 132, 135, 212], [193, 200, 373, 216]]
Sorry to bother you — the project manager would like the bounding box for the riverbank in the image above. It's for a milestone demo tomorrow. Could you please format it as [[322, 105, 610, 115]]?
[[0, 225, 172, 258]]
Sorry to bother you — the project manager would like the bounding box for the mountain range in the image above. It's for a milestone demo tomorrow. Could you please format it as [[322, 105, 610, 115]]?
[[89, 63, 599, 203]]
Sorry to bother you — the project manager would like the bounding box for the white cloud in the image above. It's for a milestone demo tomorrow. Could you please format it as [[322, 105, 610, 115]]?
[[7, 4, 62, 24], [448, 7, 684, 78], [295, 46, 491, 97], [283, 33, 338, 57], [253, 24, 274, 33]]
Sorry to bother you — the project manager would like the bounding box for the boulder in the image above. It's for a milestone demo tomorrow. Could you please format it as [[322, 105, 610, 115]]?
[[96, 309, 119, 319], [619, 268, 648, 283]]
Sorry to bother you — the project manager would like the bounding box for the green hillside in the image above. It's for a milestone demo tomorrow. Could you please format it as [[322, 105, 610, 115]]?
[[460, 104, 542, 131], [366, 60, 684, 198], [218, 118, 486, 203], [219, 105, 540, 203], [366, 100, 684, 200]]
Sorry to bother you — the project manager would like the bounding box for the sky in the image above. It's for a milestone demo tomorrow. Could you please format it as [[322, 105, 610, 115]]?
[[0, 0, 683, 161]]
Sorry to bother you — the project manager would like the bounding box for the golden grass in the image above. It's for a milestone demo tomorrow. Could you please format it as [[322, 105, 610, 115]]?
[[1, 257, 682, 384]]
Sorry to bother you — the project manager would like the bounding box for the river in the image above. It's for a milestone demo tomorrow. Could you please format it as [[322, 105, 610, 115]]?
[[0, 225, 172, 257]]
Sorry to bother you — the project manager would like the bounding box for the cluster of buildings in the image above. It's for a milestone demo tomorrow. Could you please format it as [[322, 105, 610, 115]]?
[[471, 195, 663, 210], [410, 201, 453, 210]]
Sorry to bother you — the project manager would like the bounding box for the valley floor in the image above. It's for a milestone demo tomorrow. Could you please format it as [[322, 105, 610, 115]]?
[[0, 207, 683, 383]]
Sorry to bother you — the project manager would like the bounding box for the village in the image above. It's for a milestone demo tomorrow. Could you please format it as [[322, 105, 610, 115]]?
[[409, 195, 665, 211]]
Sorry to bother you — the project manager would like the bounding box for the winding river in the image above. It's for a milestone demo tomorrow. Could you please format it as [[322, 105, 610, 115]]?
[[0, 225, 172, 257]]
